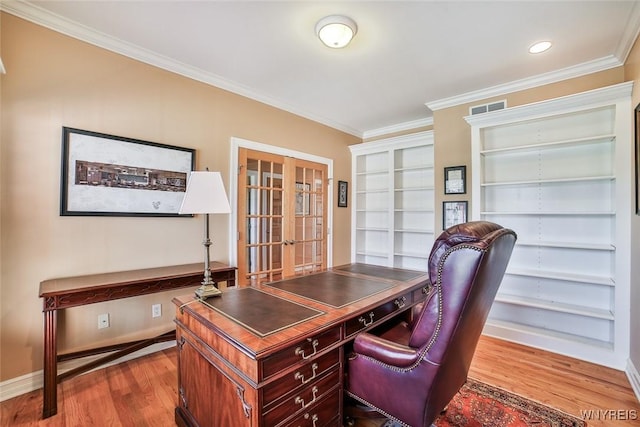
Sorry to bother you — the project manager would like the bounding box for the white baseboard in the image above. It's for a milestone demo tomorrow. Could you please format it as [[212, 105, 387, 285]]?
[[627, 358, 640, 404], [0, 341, 176, 403]]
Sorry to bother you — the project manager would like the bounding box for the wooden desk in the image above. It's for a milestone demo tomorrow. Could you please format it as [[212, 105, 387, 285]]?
[[172, 263, 430, 427], [39, 262, 236, 419]]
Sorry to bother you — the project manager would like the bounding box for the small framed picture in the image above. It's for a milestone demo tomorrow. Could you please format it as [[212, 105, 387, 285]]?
[[444, 165, 466, 194], [338, 180, 348, 207], [443, 201, 468, 229]]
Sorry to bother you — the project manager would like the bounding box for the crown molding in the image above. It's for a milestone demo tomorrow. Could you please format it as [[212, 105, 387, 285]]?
[[0, 0, 362, 137], [616, 0, 640, 62], [426, 55, 622, 112], [464, 81, 633, 128], [4, 0, 637, 138], [350, 129, 433, 155], [362, 117, 433, 140]]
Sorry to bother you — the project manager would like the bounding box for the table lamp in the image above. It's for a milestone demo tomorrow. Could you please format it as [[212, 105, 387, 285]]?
[[179, 170, 231, 298]]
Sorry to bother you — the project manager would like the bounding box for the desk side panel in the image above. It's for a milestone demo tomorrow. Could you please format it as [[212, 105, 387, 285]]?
[[176, 325, 257, 427]]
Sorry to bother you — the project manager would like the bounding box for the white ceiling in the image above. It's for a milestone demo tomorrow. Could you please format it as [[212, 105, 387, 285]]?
[[4, 1, 640, 137]]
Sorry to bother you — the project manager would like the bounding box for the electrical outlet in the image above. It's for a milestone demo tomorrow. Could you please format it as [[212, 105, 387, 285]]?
[[98, 313, 110, 329], [152, 303, 162, 318]]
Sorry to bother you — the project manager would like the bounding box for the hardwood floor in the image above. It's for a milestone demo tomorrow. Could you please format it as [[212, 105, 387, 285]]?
[[1, 335, 638, 426]]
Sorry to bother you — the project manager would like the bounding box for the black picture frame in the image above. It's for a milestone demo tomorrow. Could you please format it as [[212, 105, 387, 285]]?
[[635, 103, 640, 214], [60, 127, 195, 216], [443, 201, 468, 229], [338, 180, 348, 207], [444, 165, 466, 194]]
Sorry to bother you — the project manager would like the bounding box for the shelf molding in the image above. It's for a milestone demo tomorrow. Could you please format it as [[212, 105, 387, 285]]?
[[494, 294, 614, 320], [481, 211, 615, 216], [479, 134, 615, 155], [394, 186, 435, 192], [516, 240, 615, 251], [481, 175, 615, 187], [395, 228, 434, 234], [507, 268, 615, 287]]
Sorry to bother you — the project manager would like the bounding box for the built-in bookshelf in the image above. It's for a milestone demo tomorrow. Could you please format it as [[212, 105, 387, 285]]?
[[350, 131, 435, 271], [466, 82, 633, 369]]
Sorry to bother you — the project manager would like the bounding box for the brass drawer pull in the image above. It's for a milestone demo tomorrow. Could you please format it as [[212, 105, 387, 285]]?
[[394, 296, 407, 309], [294, 386, 318, 409], [294, 363, 318, 385], [295, 338, 319, 360], [300, 413, 319, 427], [358, 312, 375, 327]]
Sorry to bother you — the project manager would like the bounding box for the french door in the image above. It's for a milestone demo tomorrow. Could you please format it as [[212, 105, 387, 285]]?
[[237, 148, 328, 285]]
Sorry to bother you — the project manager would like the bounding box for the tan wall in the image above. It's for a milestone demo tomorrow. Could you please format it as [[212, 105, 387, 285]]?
[[624, 35, 640, 374], [0, 13, 359, 381], [432, 68, 625, 233]]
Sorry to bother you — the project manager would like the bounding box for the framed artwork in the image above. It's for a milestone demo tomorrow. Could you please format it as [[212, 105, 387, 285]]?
[[295, 182, 310, 215], [444, 165, 466, 194], [338, 180, 348, 207], [443, 201, 468, 229], [60, 127, 195, 216], [636, 103, 640, 214]]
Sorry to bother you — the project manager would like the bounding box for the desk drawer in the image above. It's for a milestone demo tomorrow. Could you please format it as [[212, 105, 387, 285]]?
[[345, 291, 412, 338], [278, 390, 341, 427], [262, 326, 341, 380], [262, 348, 340, 408], [264, 369, 340, 426], [413, 283, 432, 305]]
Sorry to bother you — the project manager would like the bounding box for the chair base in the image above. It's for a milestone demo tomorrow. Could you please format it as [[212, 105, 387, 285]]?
[[344, 397, 383, 421], [344, 397, 447, 427]]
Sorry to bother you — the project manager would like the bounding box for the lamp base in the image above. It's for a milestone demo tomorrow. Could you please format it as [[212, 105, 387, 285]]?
[[195, 283, 222, 299]]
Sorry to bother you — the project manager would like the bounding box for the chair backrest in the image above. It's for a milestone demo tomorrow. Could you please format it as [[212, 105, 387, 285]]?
[[409, 221, 517, 424]]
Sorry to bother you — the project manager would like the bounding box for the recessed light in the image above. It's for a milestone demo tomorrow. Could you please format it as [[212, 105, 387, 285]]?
[[529, 41, 552, 54]]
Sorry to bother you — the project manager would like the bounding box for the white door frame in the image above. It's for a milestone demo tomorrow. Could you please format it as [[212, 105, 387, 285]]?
[[228, 137, 334, 269]]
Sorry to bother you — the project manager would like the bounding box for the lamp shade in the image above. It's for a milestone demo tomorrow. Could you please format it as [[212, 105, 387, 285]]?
[[179, 171, 231, 214]]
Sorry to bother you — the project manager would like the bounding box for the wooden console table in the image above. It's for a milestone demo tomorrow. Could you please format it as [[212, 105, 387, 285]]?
[[172, 263, 430, 427], [39, 261, 236, 419]]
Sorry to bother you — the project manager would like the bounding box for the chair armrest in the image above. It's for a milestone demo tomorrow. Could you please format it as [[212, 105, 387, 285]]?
[[353, 332, 420, 368]]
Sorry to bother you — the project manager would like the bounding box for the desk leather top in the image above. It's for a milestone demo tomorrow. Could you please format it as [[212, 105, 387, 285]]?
[[334, 263, 424, 282], [173, 263, 430, 354], [198, 265, 426, 336], [264, 271, 394, 308], [201, 287, 324, 337]]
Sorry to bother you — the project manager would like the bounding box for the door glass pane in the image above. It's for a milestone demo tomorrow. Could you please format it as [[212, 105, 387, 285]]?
[[294, 165, 324, 275]]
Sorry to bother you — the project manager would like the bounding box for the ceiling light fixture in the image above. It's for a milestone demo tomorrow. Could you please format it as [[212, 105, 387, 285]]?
[[529, 41, 552, 54], [316, 15, 357, 48]]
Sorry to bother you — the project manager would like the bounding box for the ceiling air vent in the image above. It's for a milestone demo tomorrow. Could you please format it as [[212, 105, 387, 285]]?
[[470, 100, 506, 115]]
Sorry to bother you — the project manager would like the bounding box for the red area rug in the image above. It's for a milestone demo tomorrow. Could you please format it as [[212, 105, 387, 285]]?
[[434, 378, 586, 427]]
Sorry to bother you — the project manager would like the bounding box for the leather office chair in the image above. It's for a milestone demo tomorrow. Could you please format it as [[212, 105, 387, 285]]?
[[344, 221, 517, 427]]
